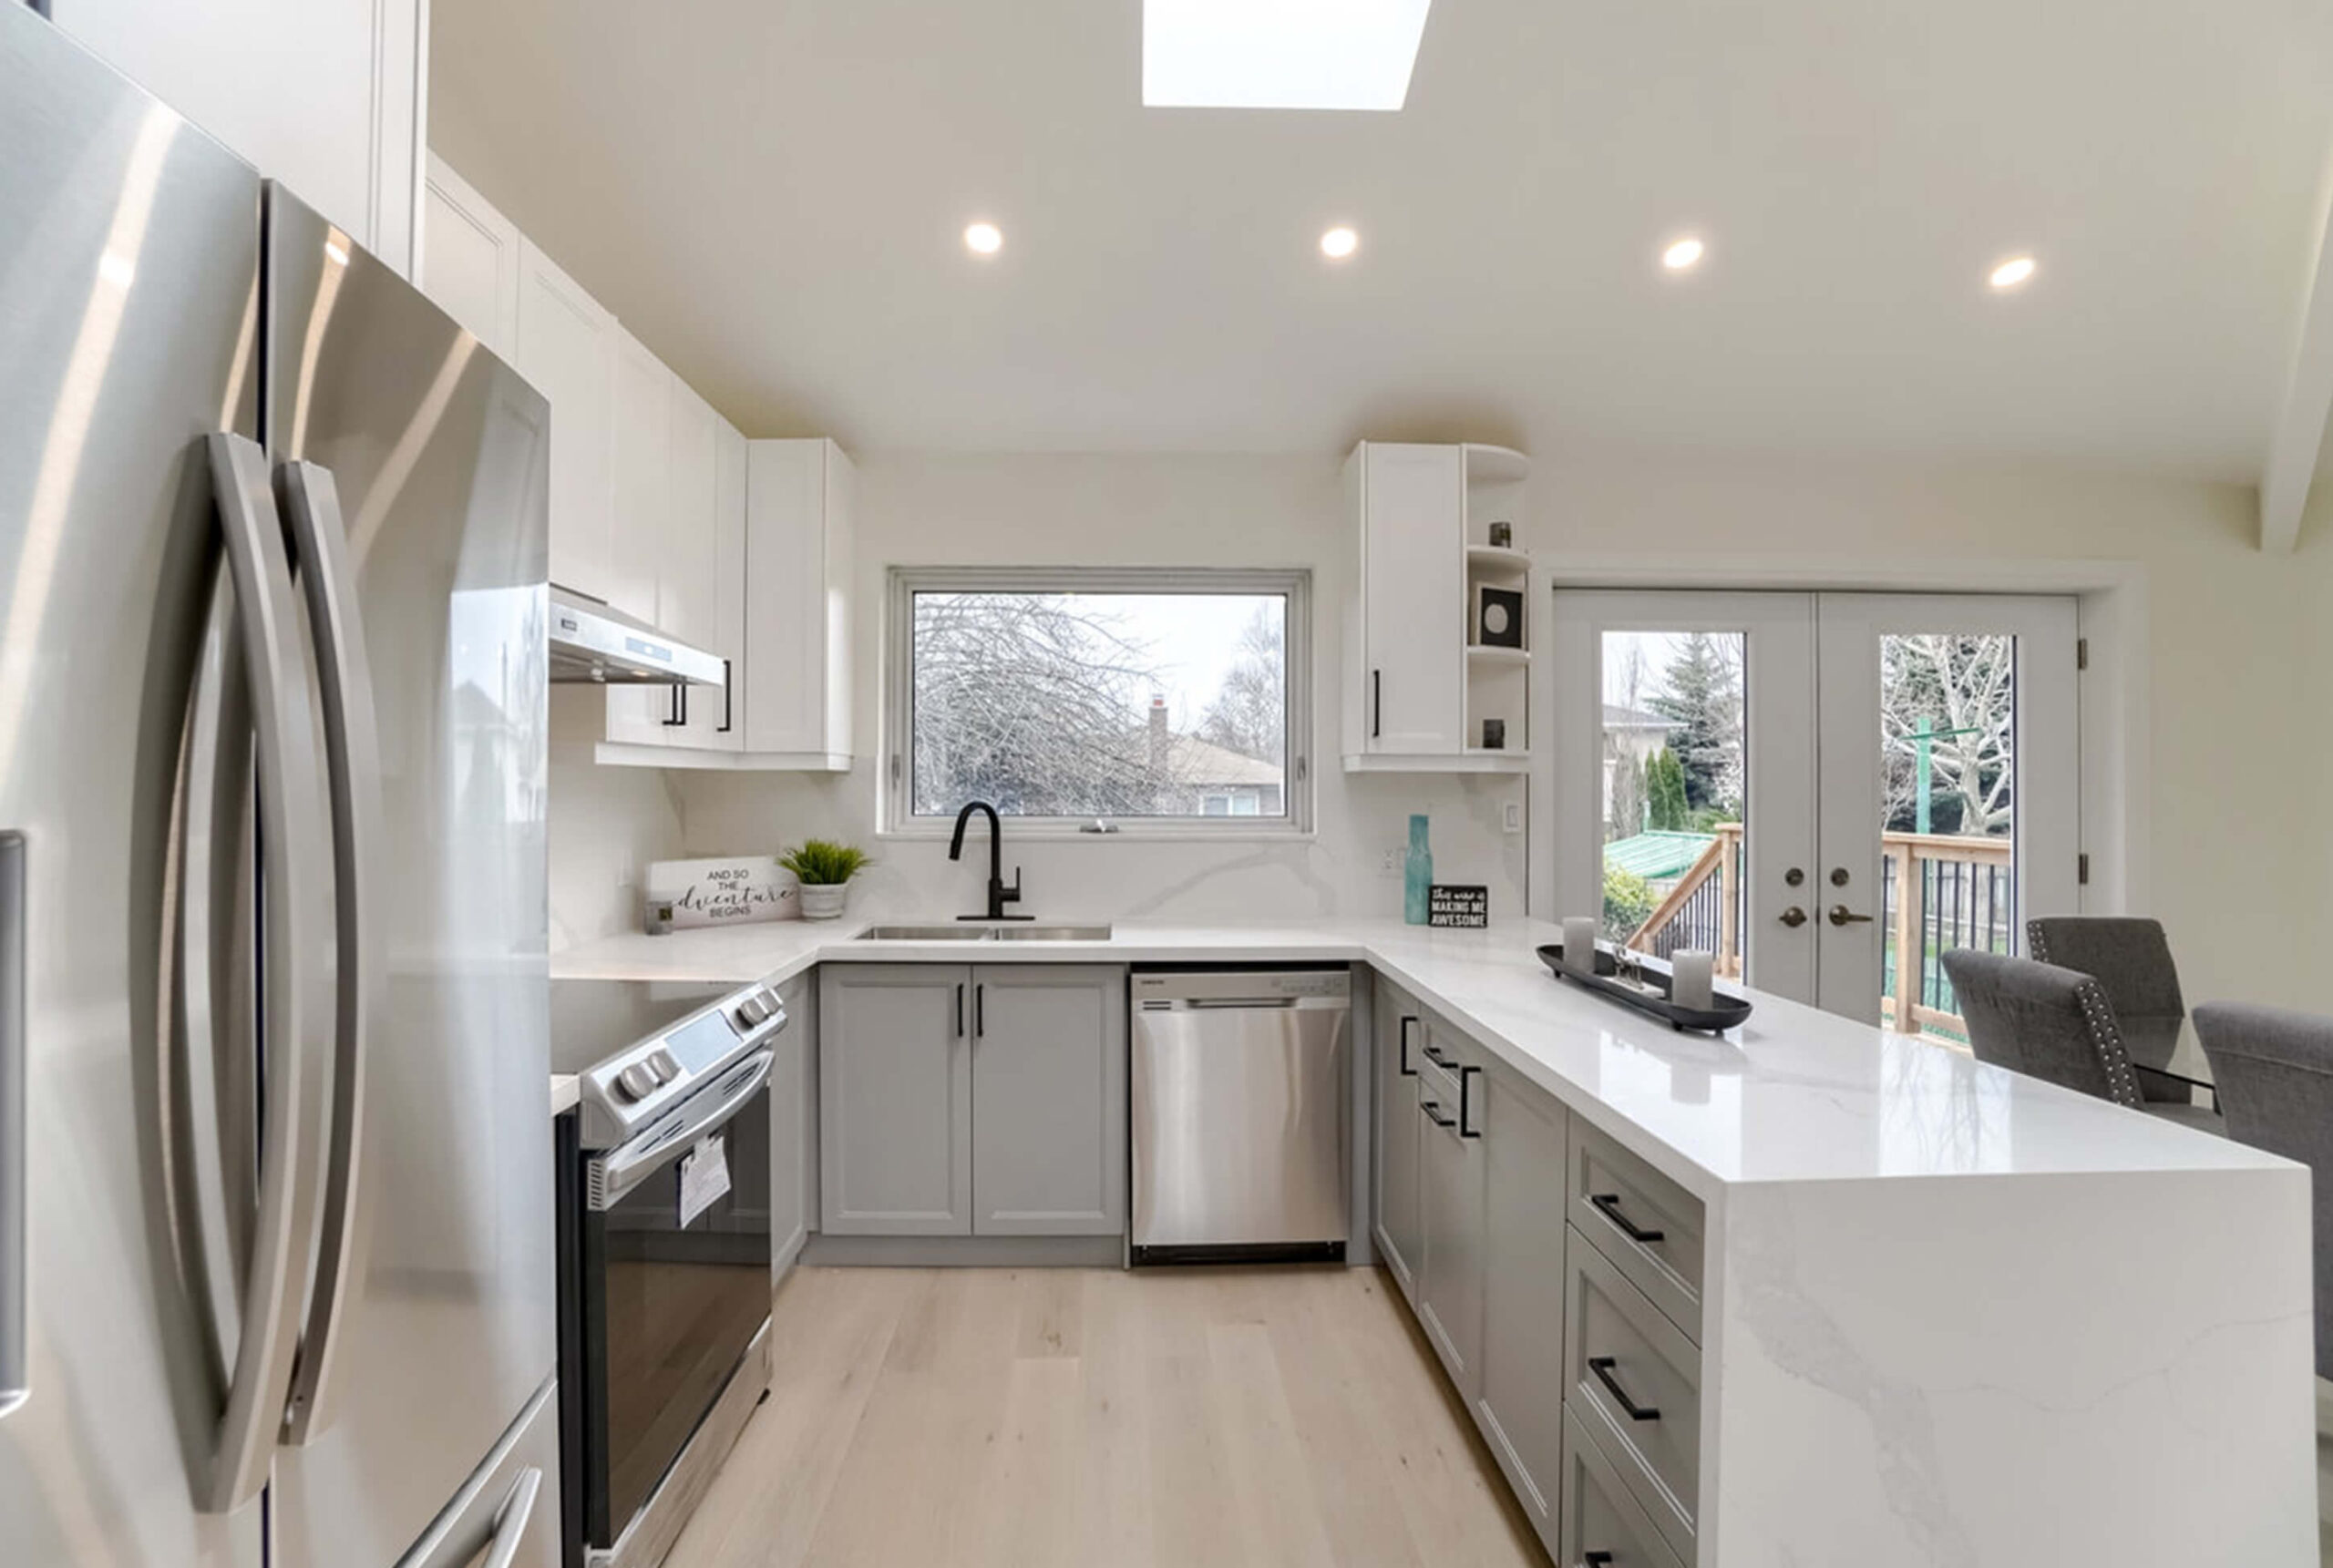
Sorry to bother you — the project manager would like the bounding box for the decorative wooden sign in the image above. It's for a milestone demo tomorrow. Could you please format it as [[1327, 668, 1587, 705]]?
[[644, 856, 797, 928], [1427, 885, 1489, 928]]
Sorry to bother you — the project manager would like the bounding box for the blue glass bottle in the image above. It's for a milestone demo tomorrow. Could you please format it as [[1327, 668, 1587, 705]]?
[[1403, 814, 1433, 925]]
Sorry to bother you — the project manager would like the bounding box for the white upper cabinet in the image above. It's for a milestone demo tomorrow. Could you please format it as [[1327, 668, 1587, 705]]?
[[418, 156, 520, 359], [1342, 441, 1531, 772], [514, 238, 618, 605], [607, 327, 671, 626], [49, 0, 425, 274], [745, 439, 856, 766]]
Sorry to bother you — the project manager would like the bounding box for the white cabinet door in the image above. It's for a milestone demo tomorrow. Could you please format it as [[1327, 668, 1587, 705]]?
[[701, 418, 749, 752], [665, 384, 735, 749], [50, 0, 424, 273], [606, 327, 669, 626], [514, 239, 616, 603], [418, 156, 519, 359], [745, 439, 855, 761], [1357, 444, 1465, 755]]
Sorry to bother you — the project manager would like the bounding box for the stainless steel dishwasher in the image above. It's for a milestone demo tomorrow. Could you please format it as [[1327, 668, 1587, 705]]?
[[1129, 968, 1351, 1264]]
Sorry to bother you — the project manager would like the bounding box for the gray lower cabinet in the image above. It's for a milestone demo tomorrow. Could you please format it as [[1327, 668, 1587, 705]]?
[[970, 965, 1127, 1235], [1373, 978, 1425, 1301], [1475, 1061, 1570, 1557], [819, 963, 973, 1235], [771, 970, 819, 1281], [819, 963, 1127, 1239], [1414, 1032, 1485, 1399]]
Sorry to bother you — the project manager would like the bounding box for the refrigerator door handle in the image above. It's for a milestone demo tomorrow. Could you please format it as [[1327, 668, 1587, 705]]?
[[0, 833, 23, 1422], [273, 459, 382, 1446], [480, 1466, 544, 1568], [200, 433, 327, 1513]]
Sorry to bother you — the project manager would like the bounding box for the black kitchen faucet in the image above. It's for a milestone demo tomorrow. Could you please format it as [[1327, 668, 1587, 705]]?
[[948, 800, 1030, 920]]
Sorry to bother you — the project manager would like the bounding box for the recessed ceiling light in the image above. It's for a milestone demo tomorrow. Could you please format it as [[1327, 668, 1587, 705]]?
[[1661, 237, 1705, 272], [1144, 0, 1434, 111], [1989, 255, 2036, 291], [1321, 225, 1360, 261], [964, 220, 1003, 256]]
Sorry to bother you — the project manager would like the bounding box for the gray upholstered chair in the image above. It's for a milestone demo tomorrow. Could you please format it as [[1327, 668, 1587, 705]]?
[[1940, 949, 2222, 1132], [2192, 1002, 2333, 1380], [2026, 917, 2189, 1101]]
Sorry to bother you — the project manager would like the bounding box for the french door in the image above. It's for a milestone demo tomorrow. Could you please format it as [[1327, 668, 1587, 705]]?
[[1550, 590, 2081, 1029]]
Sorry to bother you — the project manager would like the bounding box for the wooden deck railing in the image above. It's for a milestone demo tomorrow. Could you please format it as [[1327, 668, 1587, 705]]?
[[1629, 826, 2013, 1038]]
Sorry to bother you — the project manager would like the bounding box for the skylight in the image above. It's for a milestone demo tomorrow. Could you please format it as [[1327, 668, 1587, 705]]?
[[1142, 0, 1434, 112]]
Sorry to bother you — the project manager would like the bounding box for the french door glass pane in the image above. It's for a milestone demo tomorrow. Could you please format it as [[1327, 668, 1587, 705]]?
[[1876, 632, 2019, 1040], [1599, 630, 1748, 977]]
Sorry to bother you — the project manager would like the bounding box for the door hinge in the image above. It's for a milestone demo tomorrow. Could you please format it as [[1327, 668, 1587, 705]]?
[[2078, 852, 2091, 886], [2076, 638, 2089, 671]]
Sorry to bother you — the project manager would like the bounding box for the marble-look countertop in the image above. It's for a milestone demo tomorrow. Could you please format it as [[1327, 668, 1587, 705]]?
[[551, 915, 2282, 1203], [550, 1073, 579, 1118]]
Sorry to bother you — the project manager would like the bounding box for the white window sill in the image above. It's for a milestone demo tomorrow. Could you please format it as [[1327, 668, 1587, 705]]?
[[878, 821, 1315, 844]]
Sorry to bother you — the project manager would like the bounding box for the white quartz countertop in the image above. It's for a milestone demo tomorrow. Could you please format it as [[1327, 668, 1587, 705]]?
[[551, 916, 2282, 1203]]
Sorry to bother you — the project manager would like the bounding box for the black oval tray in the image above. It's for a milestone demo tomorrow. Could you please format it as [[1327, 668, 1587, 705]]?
[[1536, 943, 1753, 1034]]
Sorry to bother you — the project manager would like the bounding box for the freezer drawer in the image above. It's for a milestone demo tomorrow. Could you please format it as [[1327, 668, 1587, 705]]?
[[1130, 969, 1350, 1256], [396, 1376, 560, 1568]]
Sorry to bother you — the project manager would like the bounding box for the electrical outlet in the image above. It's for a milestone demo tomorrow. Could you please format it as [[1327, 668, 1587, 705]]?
[[1502, 801, 1524, 834], [1377, 848, 1405, 877]]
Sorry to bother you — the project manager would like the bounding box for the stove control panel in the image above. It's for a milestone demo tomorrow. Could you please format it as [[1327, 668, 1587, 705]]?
[[575, 980, 789, 1146]]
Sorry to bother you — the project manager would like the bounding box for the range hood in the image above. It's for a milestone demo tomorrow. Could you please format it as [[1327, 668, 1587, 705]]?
[[549, 586, 726, 686]]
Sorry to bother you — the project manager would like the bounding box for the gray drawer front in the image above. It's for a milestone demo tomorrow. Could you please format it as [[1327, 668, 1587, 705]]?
[[1565, 1230, 1700, 1562], [1561, 1407, 1687, 1568], [1569, 1118, 1705, 1339]]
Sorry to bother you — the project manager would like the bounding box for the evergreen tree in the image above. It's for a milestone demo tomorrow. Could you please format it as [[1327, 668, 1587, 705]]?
[[1646, 747, 1691, 832], [1650, 633, 1742, 813]]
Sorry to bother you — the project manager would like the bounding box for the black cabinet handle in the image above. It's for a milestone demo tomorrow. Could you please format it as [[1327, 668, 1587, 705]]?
[[975, 983, 985, 1039], [717, 658, 733, 733], [1589, 1192, 1666, 1244], [1420, 1041, 1453, 1069], [1588, 1356, 1660, 1422], [1421, 1101, 1456, 1129], [955, 983, 965, 1039], [1584, 1554, 1614, 1567], [662, 685, 683, 727], [1458, 1065, 1482, 1139], [1372, 670, 1382, 739], [1398, 1016, 1417, 1077]]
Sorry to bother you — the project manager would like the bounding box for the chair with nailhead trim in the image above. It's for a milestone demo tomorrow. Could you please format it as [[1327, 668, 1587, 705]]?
[[1941, 950, 2223, 1133], [2027, 917, 2190, 1103], [2193, 1002, 2333, 1379]]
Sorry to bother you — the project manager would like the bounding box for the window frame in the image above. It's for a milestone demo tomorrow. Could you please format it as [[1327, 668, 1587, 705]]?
[[881, 565, 1314, 840]]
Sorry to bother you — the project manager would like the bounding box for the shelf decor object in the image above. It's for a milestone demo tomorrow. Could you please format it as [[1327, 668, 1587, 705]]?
[[1427, 885, 1488, 927], [1482, 718, 1506, 750], [1536, 941, 1754, 1033], [1476, 584, 1525, 649], [1487, 520, 1512, 548], [644, 856, 794, 929], [1404, 814, 1434, 926], [777, 838, 872, 920]]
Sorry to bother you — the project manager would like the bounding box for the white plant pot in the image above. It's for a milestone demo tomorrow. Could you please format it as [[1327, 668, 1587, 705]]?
[[797, 881, 851, 920]]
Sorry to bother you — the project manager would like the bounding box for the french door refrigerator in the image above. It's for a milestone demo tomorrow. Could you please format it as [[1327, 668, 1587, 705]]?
[[0, 9, 560, 1566]]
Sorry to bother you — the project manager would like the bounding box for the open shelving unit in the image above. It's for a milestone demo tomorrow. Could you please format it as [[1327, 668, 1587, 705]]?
[[1462, 444, 1530, 764]]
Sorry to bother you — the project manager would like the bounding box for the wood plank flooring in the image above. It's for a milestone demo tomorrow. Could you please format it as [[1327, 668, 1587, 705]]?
[[664, 1266, 1550, 1568]]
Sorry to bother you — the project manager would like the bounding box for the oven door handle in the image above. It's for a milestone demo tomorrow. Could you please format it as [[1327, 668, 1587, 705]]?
[[591, 1050, 773, 1208]]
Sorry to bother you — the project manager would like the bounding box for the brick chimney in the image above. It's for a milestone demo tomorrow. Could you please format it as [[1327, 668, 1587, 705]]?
[[1148, 694, 1169, 771]]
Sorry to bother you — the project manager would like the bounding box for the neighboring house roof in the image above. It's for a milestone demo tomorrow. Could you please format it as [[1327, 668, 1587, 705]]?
[[1604, 830, 1715, 881], [1162, 733, 1282, 787], [1604, 703, 1677, 731]]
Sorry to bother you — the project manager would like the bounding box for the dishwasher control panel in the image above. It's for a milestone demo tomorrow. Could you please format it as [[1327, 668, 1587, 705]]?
[[1132, 968, 1351, 1008]]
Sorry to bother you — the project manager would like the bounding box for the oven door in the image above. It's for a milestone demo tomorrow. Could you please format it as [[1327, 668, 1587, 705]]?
[[578, 1053, 776, 1550]]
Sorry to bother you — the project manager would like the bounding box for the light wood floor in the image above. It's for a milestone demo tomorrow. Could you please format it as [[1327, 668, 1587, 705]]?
[[664, 1265, 1550, 1568]]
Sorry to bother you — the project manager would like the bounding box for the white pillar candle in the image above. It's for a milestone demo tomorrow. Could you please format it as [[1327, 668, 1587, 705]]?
[[1671, 948, 1716, 1010], [1563, 917, 1600, 974]]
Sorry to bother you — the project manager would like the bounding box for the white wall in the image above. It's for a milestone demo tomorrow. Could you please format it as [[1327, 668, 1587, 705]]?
[[1525, 438, 2333, 1011], [549, 685, 683, 948], [670, 454, 1531, 928]]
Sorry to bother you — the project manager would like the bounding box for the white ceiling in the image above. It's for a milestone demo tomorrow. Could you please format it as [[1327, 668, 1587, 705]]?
[[432, 0, 2333, 479]]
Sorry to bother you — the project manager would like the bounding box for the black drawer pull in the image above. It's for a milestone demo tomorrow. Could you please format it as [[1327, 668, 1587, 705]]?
[[1589, 1192, 1665, 1245], [1584, 1555, 1614, 1567], [1588, 1356, 1660, 1422], [1420, 1041, 1453, 1069], [1421, 1101, 1456, 1129]]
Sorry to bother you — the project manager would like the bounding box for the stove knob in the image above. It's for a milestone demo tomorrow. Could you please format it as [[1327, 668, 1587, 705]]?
[[615, 1062, 658, 1102], [647, 1048, 681, 1084], [735, 992, 773, 1027]]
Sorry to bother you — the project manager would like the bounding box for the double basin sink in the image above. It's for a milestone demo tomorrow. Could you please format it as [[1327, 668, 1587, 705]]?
[[854, 923, 1114, 942]]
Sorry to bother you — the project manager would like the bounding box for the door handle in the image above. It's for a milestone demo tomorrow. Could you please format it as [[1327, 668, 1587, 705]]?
[[974, 983, 985, 1039], [1778, 906, 1808, 928], [1372, 670, 1382, 739], [1397, 1016, 1417, 1077], [275, 460, 382, 1445], [1457, 1064, 1483, 1139], [1829, 905, 1876, 927], [201, 434, 330, 1512], [956, 982, 965, 1039], [717, 658, 733, 733]]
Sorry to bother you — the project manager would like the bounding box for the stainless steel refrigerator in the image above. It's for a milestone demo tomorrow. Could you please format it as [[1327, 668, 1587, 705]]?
[[0, 8, 560, 1566]]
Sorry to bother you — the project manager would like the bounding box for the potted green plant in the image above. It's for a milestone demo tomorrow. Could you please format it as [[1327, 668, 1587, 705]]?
[[778, 839, 871, 920]]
